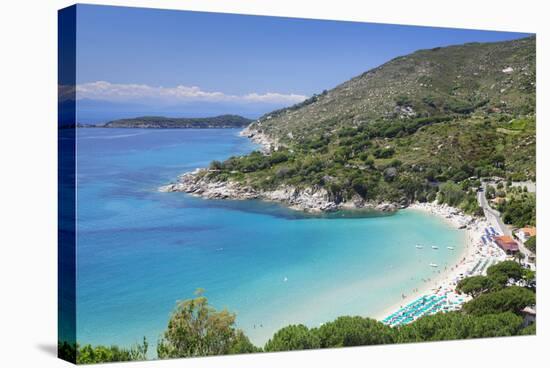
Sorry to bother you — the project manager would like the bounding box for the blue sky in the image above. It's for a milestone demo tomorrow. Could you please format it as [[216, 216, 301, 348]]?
[[73, 4, 531, 121]]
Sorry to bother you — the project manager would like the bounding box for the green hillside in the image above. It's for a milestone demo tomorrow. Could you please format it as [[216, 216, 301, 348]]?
[[203, 36, 536, 212]]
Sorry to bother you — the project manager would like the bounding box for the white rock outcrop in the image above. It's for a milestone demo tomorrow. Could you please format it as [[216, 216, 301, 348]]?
[[160, 169, 398, 213]]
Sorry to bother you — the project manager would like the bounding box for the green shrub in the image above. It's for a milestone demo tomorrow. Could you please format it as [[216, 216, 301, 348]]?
[[525, 236, 536, 253], [462, 286, 535, 316], [316, 316, 395, 348], [157, 290, 251, 358], [264, 325, 320, 352]]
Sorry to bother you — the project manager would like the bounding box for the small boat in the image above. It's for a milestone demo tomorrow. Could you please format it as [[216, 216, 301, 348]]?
[[283, 277, 288, 282], [431, 246, 439, 250], [447, 246, 455, 250], [415, 245, 424, 249], [430, 263, 439, 267]]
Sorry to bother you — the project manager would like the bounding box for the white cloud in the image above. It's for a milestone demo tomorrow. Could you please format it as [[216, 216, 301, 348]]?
[[69, 81, 307, 105], [242, 92, 309, 104]]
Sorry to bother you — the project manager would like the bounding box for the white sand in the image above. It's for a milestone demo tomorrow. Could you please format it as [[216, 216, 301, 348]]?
[[375, 201, 507, 322]]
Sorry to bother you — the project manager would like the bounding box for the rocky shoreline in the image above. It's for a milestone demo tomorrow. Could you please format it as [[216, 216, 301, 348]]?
[[160, 125, 400, 213], [159, 169, 400, 213]]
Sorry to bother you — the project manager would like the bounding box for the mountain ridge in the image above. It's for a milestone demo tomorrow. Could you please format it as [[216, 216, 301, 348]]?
[[251, 36, 535, 145], [165, 36, 536, 213]]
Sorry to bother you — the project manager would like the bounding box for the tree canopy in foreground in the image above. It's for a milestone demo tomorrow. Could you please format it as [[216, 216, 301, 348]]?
[[157, 289, 257, 359], [63, 263, 536, 363]]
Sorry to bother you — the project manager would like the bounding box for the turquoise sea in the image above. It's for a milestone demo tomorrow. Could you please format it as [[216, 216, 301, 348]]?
[[75, 128, 466, 351]]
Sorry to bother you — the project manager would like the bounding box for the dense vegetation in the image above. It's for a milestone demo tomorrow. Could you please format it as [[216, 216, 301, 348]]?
[[456, 260, 528, 296], [201, 37, 535, 214], [64, 260, 535, 363], [498, 194, 536, 227], [57, 338, 149, 364], [485, 182, 536, 227], [103, 114, 252, 128], [525, 236, 536, 253]]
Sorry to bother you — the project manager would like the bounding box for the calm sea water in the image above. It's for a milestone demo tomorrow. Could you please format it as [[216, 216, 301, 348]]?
[[75, 128, 466, 351]]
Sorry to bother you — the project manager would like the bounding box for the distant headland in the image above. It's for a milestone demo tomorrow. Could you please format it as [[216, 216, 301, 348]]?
[[85, 114, 253, 129]]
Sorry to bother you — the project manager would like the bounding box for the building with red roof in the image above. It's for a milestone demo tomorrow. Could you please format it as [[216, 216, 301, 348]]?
[[494, 235, 519, 254]]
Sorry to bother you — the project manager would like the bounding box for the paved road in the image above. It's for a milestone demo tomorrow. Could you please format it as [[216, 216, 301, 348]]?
[[477, 185, 511, 236], [478, 184, 534, 260]]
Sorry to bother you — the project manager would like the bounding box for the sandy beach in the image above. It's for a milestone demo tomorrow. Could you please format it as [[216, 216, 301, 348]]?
[[375, 201, 508, 323], [167, 127, 510, 325]]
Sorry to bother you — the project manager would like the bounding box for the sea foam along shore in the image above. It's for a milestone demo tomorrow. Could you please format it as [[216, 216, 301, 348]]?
[[376, 201, 508, 325], [160, 126, 399, 212]]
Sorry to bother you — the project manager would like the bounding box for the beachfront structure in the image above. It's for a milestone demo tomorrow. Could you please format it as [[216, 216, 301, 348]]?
[[382, 293, 466, 327], [516, 226, 536, 243], [493, 235, 519, 254]]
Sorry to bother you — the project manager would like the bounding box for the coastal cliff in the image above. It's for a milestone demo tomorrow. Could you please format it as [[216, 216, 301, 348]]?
[[160, 167, 399, 213]]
